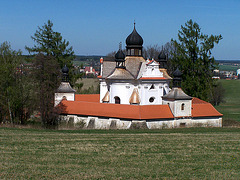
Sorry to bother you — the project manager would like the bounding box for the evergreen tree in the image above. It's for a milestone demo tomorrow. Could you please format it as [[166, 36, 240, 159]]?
[[32, 53, 61, 127], [25, 20, 76, 84], [171, 19, 222, 101]]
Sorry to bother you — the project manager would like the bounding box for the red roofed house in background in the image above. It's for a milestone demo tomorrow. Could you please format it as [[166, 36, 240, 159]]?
[[55, 24, 222, 129]]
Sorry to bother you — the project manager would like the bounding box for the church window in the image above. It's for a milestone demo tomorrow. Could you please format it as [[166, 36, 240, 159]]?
[[134, 49, 139, 55], [114, 96, 120, 104], [150, 84, 155, 89], [149, 97, 155, 103], [139, 50, 141, 56], [181, 103, 185, 110], [131, 49, 134, 55]]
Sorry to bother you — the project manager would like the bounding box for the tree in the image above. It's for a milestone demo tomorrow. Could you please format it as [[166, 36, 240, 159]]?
[[0, 42, 33, 124], [32, 53, 61, 127], [25, 20, 76, 84], [171, 19, 222, 101], [143, 44, 161, 60], [210, 81, 225, 106]]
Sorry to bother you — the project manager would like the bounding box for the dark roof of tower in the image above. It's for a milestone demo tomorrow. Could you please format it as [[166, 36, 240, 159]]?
[[162, 87, 192, 100], [115, 49, 125, 61], [57, 82, 76, 93], [158, 50, 167, 60], [173, 67, 182, 77], [126, 23, 143, 47], [62, 65, 69, 74]]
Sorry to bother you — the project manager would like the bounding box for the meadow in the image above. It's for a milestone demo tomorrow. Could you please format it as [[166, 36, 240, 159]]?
[[215, 79, 240, 122], [0, 128, 239, 179]]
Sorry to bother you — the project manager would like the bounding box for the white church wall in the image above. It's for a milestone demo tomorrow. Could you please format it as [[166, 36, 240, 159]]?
[[162, 99, 192, 117], [174, 100, 192, 117], [139, 82, 166, 105], [110, 82, 134, 104], [100, 80, 108, 102], [55, 92, 75, 106]]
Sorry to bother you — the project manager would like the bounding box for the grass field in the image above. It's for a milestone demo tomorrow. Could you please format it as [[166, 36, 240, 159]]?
[[0, 128, 240, 179], [219, 64, 240, 71], [215, 79, 240, 122], [77, 78, 99, 93]]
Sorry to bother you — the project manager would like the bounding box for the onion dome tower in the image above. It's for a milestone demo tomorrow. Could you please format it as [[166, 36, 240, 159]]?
[[172, 67, 182, 88], [62, 65, 69, 82], [115, 42, 126, 69], [157, 49, 168, 69], [55, 65, 75, 106], [126, 22, 143, 56]]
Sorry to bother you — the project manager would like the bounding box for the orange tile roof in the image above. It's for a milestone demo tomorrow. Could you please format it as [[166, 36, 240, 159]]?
[[75, 94, 100, 102], [140, 77, 167, 80], [192, 103, 222, 117], [192, 97, 208, 104], [61, 94, 222, 119], [60, 100, 174, 120]]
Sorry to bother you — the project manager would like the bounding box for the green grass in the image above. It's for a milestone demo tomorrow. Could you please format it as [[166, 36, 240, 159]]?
[[219, 64, 240, 71], [0, 127, 240, 179], [215, 79, 240, 122]]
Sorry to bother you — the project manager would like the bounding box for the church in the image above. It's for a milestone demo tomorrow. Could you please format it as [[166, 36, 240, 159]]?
[[55, 24, 222, 129]]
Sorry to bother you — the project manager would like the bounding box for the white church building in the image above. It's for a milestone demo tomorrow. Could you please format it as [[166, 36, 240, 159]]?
[[55, 24, 223, 129]]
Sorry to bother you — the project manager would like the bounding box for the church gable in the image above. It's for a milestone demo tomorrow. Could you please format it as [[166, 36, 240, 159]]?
[[141, 60, 163, 78]]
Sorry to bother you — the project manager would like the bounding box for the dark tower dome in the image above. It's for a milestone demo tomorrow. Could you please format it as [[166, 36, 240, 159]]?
[[173, 67, 182, 77], [62, 65, 69, 82], [126, 24, 143, 47], [173, 67, 182, 87], [62, 65, 69, 74], [157, 50, 168, 69], [115, 42, 126, 69], [115, 49, 125, 60], [158, 50, 166, 60], [126, 22, 143, 56]]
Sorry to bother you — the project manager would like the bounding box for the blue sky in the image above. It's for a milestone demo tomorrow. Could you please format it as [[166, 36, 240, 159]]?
[[0, 0, 240, 60]]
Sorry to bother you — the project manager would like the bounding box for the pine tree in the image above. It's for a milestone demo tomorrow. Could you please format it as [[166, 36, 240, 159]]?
[[25, 20, 76, 83], [171, 19, 222, 101]]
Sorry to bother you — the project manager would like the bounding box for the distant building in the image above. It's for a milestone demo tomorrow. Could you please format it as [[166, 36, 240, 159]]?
[[55, 24, 222, 129], [213, 69, 220, 79], [84, 66, 98, 76]]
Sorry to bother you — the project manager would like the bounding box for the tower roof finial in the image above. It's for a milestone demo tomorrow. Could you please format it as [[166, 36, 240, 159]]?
[[134, 20, 136, 28], [119, 42, 122, 50]]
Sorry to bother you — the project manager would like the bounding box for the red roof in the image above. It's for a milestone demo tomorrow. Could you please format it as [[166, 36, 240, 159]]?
[[60, 94, 222, 119], [191, 97, 222, 117], [60, 95, 173, 119], [75, 94, 100, 102], [140, 77, 167, 80], [192, 97, 208, 104]]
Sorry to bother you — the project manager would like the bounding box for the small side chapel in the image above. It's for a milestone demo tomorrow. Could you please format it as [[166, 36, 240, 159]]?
[[55, 24, 223, 129]]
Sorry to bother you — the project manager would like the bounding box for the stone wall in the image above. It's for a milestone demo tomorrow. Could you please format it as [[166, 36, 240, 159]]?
[[59, 115, 222, 129]]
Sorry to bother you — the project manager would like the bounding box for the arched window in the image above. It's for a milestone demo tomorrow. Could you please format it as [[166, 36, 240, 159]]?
[[114, 96, 120, 104], [181, 103, 185, 110]]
